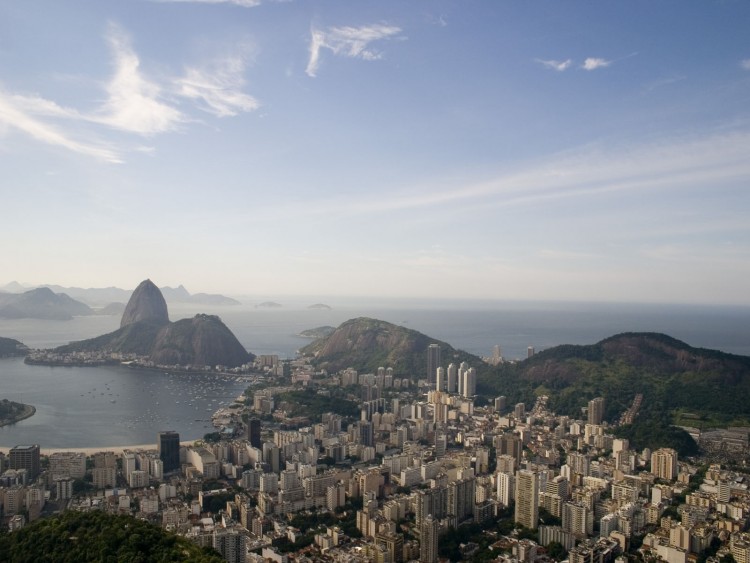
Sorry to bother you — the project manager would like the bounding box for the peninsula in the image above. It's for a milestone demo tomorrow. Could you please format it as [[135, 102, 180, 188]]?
[[0, 398, 36, 427], [26, 279, 254, 370]]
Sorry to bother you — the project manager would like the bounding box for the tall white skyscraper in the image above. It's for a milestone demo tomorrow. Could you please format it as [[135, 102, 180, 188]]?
[[436, 367, 446, 392], [447, 363, 457, 393], [461, 367, 476, 398]]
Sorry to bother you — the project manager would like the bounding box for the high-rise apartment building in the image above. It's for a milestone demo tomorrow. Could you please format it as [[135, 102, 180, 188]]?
[[588, 397, 605, 426], [427, 344, 441, 387], [158, 431, 181, 474], [515, 469, 539, 530], [446, 363, 457, 393], [9, 445, 40, 480], [247, 418, 262, 449], [420, 514, 439, 563], [651, 448, 679, 481]]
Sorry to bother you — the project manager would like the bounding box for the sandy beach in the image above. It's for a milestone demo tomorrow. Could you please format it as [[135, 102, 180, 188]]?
[[0, 441, 197, 456]]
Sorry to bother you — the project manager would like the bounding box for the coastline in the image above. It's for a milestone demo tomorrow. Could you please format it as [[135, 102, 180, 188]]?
[[0, 440, 196, 456], [0, 402, 36, 428]]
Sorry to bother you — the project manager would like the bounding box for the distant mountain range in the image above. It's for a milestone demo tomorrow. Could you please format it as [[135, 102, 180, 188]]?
[[0, 288, 94, 320], [0, 281, 240, 308], [56, 280, 253, 368]]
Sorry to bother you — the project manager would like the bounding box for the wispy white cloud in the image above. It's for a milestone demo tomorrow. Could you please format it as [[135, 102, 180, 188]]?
[[92, 25, 184, 135], [741, 59, 750, 70], [536, 58, 572, 72], [155, 0, 262, 6], [582, 57, 612, 71], [261, 129, 750, 219], [644, 74, 686, 92], [0, 24, 259, 162], [0, 91, 122, 163], [176, 53, 259, 117], [306, 23, 403, 77]]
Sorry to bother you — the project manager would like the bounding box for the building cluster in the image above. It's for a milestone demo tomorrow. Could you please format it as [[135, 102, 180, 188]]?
[[2, 342, 750, 563], [25, 348, 262, 375]]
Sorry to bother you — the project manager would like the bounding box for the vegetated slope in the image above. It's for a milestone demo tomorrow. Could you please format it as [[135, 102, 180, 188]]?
[[0, 510, 223, 563], [57, 316, 253, 367], [518, 332, 750, 423], [0, 337, 28, 357], [0, 287, 92, 320], [56, 320, 166, 357], [477, 332, 750, 455], [301, 317, 480, 376]]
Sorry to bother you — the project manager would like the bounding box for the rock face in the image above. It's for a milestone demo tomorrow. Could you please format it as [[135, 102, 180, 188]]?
[[151, 314, 252, 367], [120, 280, 169, 328]]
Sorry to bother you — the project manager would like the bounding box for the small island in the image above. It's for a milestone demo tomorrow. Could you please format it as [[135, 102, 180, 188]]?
[[0, 398, 36, 427], [255, 301, 282, 308], [298, 325, 336, 339], [307, 303, 332, 310]]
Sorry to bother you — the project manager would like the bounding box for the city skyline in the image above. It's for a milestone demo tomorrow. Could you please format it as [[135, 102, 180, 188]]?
[[1, 1, 749, 304]]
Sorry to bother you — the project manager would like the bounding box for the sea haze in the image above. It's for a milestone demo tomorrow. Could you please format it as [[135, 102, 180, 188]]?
[[0, 300, 749, 448]]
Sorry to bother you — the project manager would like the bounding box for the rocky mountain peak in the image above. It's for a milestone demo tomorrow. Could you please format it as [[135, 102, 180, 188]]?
[[120, 279, 169, 328]]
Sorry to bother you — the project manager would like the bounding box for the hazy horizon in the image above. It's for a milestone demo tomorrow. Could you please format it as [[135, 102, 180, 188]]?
[[4, 278, 750, 309], [2, 2, 749, 305]]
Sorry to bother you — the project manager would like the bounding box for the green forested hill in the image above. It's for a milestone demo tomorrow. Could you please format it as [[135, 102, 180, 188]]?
[[0, 510, 223, 563], [477, 332, 750, 455], [300, 317, 480, 376]]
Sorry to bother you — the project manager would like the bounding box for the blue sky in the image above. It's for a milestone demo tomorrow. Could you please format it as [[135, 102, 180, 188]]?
[[1, 0, 749, 304]]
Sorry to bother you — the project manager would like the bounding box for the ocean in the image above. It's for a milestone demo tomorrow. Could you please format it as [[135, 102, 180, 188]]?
[[0, 299, 748, 448]]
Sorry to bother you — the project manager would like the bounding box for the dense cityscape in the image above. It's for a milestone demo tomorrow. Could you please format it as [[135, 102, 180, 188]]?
[[2, 341, 748, 563]]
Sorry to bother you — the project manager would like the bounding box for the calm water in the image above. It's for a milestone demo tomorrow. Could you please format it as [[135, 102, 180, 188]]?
[[0, 358, 249, 448], [1, 300, 749, 448]]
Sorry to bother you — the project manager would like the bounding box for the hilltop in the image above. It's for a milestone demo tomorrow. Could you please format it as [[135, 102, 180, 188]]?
[[0, 510, 223, 562], [300, 317, 480, 375], [54, 280, 253, 368], [507, 332, 750, 423]]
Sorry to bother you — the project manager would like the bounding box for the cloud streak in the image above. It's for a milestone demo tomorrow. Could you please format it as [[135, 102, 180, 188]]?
[[536, 58, 572, 72], [177, 53, 260, 117], [0, 92, 122, 163], [741, 59, 750, 70], [155, 0, 261, 6], [265, 129, 750, 219], [306, 23, 403, 77]]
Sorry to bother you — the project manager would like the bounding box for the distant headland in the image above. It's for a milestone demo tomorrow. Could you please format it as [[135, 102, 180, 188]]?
[[0, 399, 36, 427]]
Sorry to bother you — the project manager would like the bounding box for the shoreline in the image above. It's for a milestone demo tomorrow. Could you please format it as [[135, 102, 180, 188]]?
[[0, 440, 197, 456]]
